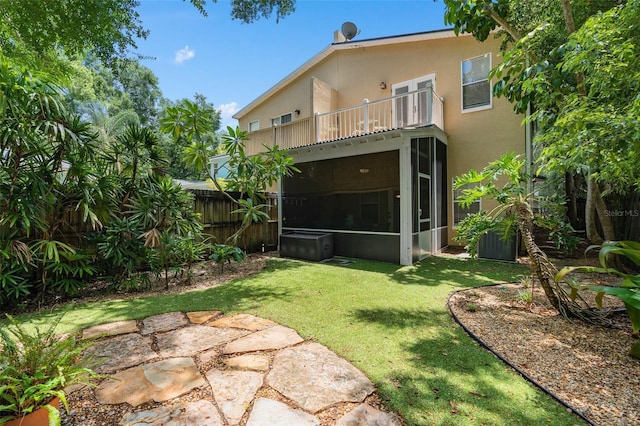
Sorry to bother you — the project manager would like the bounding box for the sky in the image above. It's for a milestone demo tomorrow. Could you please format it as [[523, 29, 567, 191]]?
[[135, 0, 449, 128]]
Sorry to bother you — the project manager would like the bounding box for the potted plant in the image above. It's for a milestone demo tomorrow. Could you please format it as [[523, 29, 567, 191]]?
[[0, 314, 100, 426]]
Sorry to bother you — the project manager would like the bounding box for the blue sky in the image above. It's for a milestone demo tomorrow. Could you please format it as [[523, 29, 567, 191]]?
[[135, 0, 449, 128]]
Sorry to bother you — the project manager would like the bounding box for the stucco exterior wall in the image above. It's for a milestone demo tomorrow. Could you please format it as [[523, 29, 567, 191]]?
[[237, 31, 525, 247]]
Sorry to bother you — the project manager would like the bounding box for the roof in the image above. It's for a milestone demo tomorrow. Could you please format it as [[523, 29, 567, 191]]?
[[233, 28, 464, 119]]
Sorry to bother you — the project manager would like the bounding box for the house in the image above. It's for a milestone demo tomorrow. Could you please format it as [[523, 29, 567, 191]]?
[[210, 154, 231, 179], [233, 28, 528, 265]]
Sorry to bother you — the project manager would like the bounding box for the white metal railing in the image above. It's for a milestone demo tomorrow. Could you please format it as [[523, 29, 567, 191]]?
[[244, 88, 444, 152], [244, 118, 312, 155], [315, 87, 443, 143]]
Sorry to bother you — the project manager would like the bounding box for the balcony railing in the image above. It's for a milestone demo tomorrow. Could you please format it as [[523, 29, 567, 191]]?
[[316, 87, 443, 143], [244, 118, 312, 156], [245, 87, 443, 153]]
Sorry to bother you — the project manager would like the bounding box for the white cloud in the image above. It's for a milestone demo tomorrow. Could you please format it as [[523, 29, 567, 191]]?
[[218, 102, 240, 130], [174, 46, 195, 64]]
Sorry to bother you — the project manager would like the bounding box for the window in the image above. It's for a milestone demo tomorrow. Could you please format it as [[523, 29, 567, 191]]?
[[461, 54, 491, 112], [248, 120, 259, 132], [453, 180, 481, 227], [271, 113, 292, 127]]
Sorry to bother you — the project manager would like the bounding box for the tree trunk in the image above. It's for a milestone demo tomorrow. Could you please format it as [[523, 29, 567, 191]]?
[[585, 176, 604, 244], [592, 182, 615, 241], [514, 200, 560, 311], [565, 172, 579, 229]]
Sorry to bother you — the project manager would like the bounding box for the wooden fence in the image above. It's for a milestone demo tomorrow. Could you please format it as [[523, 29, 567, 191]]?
[[54, 190, 279, 254], [191, 190, 279, 253]]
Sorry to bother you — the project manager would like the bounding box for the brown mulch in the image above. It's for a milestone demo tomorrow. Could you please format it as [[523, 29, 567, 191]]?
[[448, 260, 640, 426]]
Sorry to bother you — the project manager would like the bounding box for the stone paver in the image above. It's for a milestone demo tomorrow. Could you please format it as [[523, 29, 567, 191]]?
[[186, 310, 222, 324], [96, 357, 205, 406], [198, 348, 218, 365], [206, 369, 263, 425], [336, 403, 403, 426], [210, 313, 276, 331], [267, 342, 376, 413], [245, 398, 320, 426], [140, 311, 188, 335], [157, 324, 250, 357], [82, 320, 138, 340], [86, 333, 157, 373], [223, 353, 270, 371], [119, 400, 223, 426], [75, 311, 401, 426], [222, 324, 303, 354]]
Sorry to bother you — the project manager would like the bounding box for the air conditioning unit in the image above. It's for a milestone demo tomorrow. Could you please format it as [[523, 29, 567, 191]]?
[[478, 230, 518, 262]]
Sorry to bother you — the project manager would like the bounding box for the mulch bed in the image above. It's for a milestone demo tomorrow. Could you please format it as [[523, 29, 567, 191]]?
[[448, 265, 640, 426]]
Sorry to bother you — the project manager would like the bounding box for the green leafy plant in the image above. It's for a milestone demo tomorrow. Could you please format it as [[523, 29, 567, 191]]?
[[555, 240, 640, 357], [162, 110, 298, 245], [517, 289, 533, 305], [454, 153, 606, 324], [0, 315, 101, 425], [209, 244, 246, 274], [465, 302, 479, 312], [519, 275, 532, 289]]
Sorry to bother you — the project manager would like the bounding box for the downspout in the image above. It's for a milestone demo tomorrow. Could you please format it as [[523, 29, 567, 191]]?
[[277, 177, 283, 250], [525, 102, 533, 197]]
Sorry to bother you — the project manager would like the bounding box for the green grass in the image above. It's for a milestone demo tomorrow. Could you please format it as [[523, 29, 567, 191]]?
[[12, 256, 584, 425]]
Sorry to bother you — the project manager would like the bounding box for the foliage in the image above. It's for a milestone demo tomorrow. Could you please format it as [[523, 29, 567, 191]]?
[[209, 244, 246, 274], [533, 196, 579, 255], [0, 61, 207, 307], [453, 152, 524, 257], [158, 94, 221, 179], [0, 315, 100, 424], [160, 97, 298, 245], [556, 241, 640, 349], [453, 153, 602, 320], [65, 57, 162, 132], [536, 1, 640, 193], [130, 177, 204, 288], [517, 289, 533, 304], [95, 217, 149, 288], [226, 0, 296, 23], [0, 0, 148, 74], [0, 62, 109, 305]]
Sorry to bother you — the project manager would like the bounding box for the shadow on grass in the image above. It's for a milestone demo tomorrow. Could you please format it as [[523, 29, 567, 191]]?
[[320, 255, 527, 289], [21, 259, 308, 332], [390, 257, 527, 288], [350, 306, 581, 426]]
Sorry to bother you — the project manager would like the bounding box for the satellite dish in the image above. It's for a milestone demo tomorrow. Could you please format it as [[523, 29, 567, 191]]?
[[341, 22, 359, 41]]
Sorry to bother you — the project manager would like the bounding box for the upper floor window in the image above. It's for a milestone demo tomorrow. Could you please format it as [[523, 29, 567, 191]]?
[[461, 53, 491, 112], [248, 120, 259, 132], [271, 113, 292, 127]]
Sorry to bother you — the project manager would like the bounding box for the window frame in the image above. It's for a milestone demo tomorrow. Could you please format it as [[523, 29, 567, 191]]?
[[461, 53, 492, 113], [452, 179, 481, 228], [248, 120, 259, 132], [271, 112, 293, 127]]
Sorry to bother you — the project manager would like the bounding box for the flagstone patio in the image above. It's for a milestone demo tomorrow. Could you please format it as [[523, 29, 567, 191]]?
[[66, 311, 402, 425]]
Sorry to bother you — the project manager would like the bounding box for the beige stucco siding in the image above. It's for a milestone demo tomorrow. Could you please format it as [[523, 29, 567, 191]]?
[[237, 31, 525, 247]]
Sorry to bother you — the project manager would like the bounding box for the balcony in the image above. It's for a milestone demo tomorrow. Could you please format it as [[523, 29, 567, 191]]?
[[245, 87, 443, 156]]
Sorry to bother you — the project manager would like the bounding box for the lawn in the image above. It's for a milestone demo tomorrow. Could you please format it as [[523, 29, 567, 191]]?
[[14, 255, 584, 425]]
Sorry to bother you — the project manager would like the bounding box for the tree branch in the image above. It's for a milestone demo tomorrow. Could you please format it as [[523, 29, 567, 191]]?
[[484, 3, 522, 42]]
